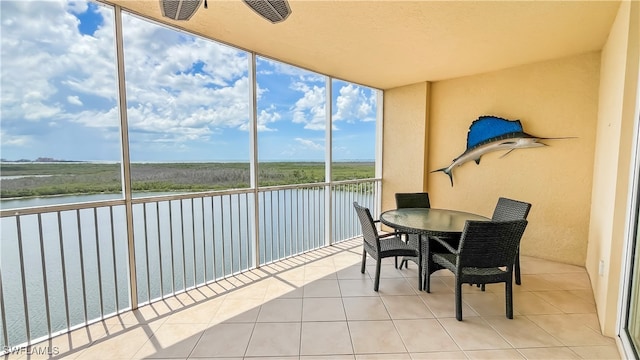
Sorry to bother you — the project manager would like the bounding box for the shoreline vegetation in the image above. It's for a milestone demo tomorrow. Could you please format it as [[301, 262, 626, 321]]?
[[0, 162, 375, 199]]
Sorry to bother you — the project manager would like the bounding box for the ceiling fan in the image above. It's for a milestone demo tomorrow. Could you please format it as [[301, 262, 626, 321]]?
[[160, 0, 292, 24]]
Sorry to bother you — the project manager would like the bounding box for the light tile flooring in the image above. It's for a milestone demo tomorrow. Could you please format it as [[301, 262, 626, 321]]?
[[10, 239, 621, 360]]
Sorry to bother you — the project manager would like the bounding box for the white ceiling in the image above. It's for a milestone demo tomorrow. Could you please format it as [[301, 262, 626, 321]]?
[[103, 0, 621, 90]]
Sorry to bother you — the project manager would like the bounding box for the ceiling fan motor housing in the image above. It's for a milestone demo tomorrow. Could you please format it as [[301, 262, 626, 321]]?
[[160, 0, 202, 21], [243, 0, 292, 24]]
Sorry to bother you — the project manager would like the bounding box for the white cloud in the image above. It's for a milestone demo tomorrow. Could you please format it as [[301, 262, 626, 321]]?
[[121, 15, 247, 96], [19, 91, 62, 121], [286, 81, 377, 132], [279, 137, 325, 158], [291, 82, 326, 130], [295, 137, 323, 151], [256, 106, 281, 132], [0, 130, 30, 147], [1, 1, 253, 157], [333, 83, 376, 123], [66, 1, 89, 14], [259, 57, 324, 83], [1, 0, 117, 131], [118, 13, 252, 140], [67, 106, 120, 129], [67, 95, 83, 106]]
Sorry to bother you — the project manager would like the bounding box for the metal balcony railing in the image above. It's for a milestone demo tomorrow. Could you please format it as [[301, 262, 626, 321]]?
[[0, 178, 380, 351]]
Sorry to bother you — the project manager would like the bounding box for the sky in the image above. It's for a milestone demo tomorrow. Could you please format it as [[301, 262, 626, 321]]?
[[0, 0, 378, 163]]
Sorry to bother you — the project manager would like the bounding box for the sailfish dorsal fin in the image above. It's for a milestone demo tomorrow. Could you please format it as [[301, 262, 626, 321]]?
[[466, 116, 525, 149]]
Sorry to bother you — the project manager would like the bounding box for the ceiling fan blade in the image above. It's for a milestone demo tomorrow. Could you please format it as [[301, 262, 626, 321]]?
[[159, 0, 203, 21], [243, 0, 292, 24]]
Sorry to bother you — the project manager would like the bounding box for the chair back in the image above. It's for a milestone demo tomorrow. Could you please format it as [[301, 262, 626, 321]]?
[[353, 202, 380, 253], [457, 220, 528, 269], [395, 192, 430, 209], [491, 197, 531, 221]]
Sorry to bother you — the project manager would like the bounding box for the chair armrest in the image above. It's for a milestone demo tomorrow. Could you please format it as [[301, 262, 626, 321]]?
[[374, 219, 400, 235], [431, 236, 459, 255], [379, 232, 397, 239]]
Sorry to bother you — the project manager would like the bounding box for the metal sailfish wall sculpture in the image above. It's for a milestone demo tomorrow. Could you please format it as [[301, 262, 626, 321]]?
[[432, 115, 572, 186]]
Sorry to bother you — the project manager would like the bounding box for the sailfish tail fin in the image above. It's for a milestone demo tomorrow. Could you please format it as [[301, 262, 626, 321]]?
[[431, 167, 454, 187]]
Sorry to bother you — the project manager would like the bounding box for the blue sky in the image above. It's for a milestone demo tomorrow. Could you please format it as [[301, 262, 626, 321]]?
[[0, 0, 378, 163]]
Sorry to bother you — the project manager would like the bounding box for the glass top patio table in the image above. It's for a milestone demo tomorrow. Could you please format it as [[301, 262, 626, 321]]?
[[379, 208, 490, 237]]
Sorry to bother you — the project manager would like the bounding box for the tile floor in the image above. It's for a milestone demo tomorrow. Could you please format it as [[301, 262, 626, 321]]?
[[9, 239, 621, 359]]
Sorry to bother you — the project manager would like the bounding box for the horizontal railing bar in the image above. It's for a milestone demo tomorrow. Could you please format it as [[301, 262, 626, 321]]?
[[1, 180, 378, 218], [330, 178, 378, 185], [0, 199, 126, 217], [129, 188, 255, 204]]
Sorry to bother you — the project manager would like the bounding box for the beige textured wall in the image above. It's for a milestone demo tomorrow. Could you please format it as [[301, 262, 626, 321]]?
[[379, 1, 639, 342], [426, 53, 600, 266], [381, 82, 429, 212], [587, 0, 640, 337]]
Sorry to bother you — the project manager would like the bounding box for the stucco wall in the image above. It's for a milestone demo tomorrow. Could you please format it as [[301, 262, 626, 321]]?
[[379, 1, 639, 343], [426, 53, 600, 266], [381, 82, 429, 212], [587, 0, 639, 337]]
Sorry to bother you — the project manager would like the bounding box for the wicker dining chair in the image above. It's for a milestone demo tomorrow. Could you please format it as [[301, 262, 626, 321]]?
[[395, 192, 431, 209], [431, 219, 528, 321], [354, 202, 421, 291], [395, 192, 430, 270], [491, 197, 532, 285]]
